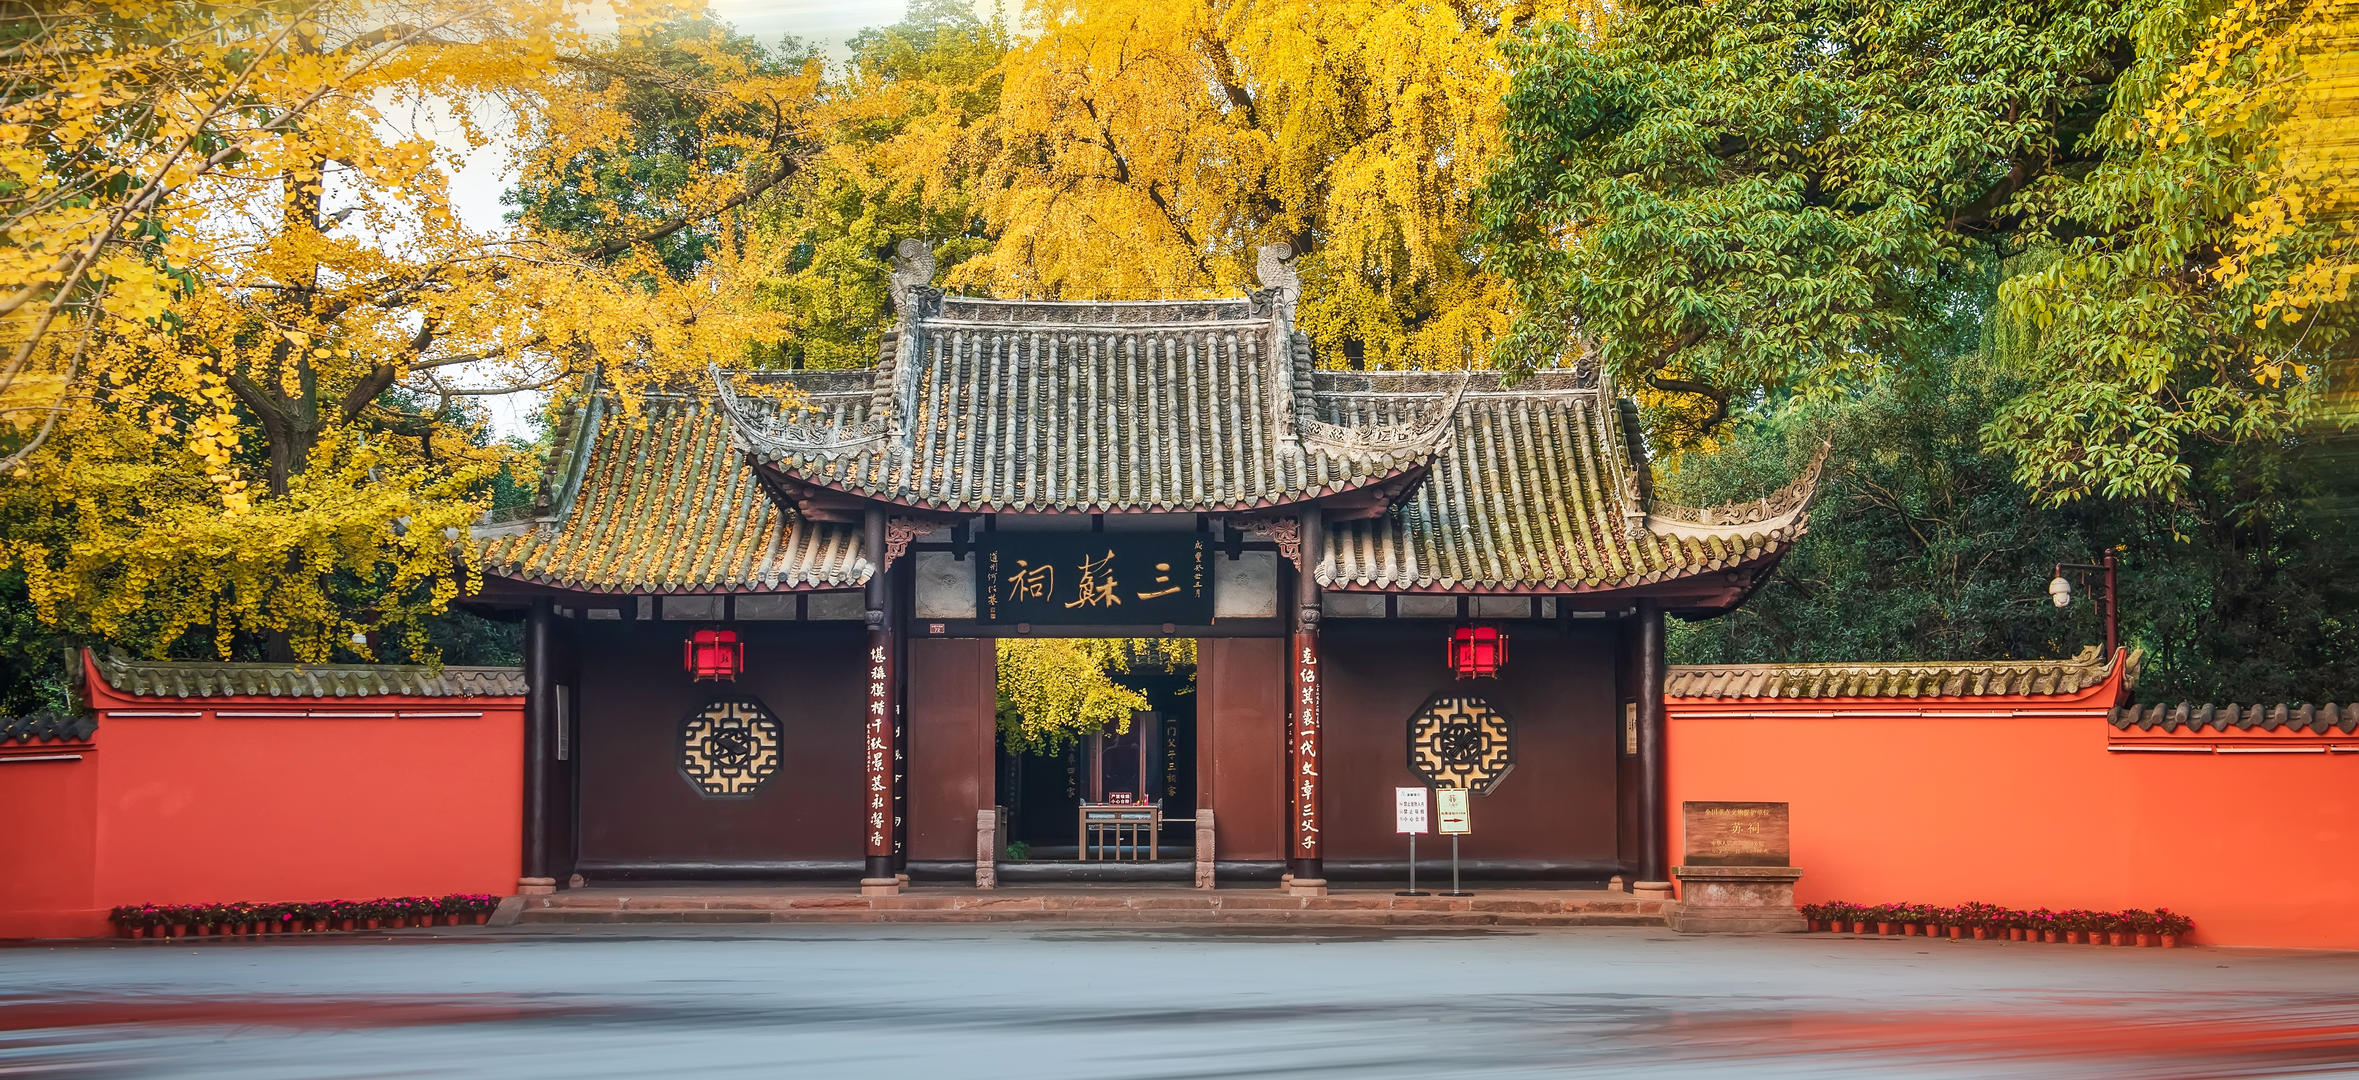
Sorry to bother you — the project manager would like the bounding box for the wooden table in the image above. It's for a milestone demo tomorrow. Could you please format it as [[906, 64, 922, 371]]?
[[1078, 801, 1161, 860]]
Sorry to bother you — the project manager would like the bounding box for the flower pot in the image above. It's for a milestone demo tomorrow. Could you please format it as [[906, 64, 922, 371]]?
[[2109, 932, 2127, 947], [1850, 921, 1868, 934], [1946, 926, 1962, 940], [1971, 927, 1988, 941], [2065, 931, 2081, 944], [2044, 930, 2060, 943], [2160, 934, 2182, 948], [1876, 922, 1893, 935], [365, 918, 381, 930], [2135, 932, 2154, 947], [1901, 923, 1919, 936], [169, 924, 188, 939], [474, 912, 490, 926]]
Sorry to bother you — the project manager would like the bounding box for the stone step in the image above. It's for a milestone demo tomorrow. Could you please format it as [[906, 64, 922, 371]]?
[[511, 891, 1668, 928]]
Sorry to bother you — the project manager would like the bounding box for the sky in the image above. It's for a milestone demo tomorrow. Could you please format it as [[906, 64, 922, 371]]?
[[446, 0, 916, 438]]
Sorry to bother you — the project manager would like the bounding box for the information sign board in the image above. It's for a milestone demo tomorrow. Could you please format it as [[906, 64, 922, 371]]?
[[1680, 801, 1791, 867], [1436, 788, 1471, 835], [1395, 787, 1429, 834]]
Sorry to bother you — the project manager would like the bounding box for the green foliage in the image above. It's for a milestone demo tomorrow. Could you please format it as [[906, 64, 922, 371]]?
[[1667, 358, 2359, 702], [746, 0, 1004, 370], [995, 638, 1195, 755], [1980, 0, 2352, 502], [1480, 0, 2149, 446]]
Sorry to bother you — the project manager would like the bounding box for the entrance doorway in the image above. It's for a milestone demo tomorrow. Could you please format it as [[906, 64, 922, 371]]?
[[992, 639, 1196, 861]]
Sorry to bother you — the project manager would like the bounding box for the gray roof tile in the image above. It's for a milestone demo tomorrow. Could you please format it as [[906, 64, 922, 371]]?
[[94, 654, 524, 699]]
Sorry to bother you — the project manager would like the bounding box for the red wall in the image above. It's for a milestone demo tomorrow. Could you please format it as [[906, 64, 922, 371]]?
[[0, 657, 523, 939], [1667, 665, 2359, 949], [0, 748, 99, 938]]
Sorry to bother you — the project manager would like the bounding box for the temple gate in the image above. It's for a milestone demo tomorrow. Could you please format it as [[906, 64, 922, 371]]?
[[471, 242, 1820, 896]]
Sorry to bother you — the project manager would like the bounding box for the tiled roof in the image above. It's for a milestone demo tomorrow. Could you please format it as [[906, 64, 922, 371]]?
[[478, 390, 868, 593], [715, 294, 1451, 515], [2111, 702, 2359, 734], [1, 712, 95, 744], [477, 246, 1825, 598], [93, 654, 525, 699], [1667, 647, 2132, 700], [1315, 372, 1808, 592]]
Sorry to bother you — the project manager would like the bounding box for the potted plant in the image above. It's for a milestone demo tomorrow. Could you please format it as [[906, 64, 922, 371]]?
[[2154, 909, 2192, 948]]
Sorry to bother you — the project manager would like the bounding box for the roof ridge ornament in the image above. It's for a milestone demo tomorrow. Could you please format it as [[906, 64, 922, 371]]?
[[888, 239, 941, 319], [1297, 375, 1467, 459], [710, 365, 889, 460], [1255, 241, 1300, 329], [1644, 439, 1831, 537]]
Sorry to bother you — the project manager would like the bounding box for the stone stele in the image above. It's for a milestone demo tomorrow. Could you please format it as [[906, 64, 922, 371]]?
[[1666, 801, 1806, 934]]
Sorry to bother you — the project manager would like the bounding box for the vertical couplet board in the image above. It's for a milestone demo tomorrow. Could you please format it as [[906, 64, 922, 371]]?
[[863, 636, 895, 860], [1293, 633, 1321, 863]]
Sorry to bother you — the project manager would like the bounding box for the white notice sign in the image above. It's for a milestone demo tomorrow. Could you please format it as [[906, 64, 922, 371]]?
[[1395, 787, 1430, 834], [1437, 788, 1471, 835]]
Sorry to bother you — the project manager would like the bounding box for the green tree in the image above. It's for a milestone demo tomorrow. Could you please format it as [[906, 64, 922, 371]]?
[[747, 0, 1006, 370], [1479, 0, 2349, 501], [1667, 359, 2359, 702]]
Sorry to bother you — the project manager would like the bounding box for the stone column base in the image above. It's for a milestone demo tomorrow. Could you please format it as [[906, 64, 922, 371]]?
[[1194, 809, 1216, 889], [976, 809, 999, 890], [1665, 865, 1806, 934], [517, 876, 556, 896], [1286, 877, 1328, 897], [1632, 880, 1673, 901], [859, 877, 902, 897]]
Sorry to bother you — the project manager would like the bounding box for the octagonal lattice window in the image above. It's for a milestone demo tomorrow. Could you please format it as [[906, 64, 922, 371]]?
[[1406, 690, 1515, 794], [679, 697, 783, 798]]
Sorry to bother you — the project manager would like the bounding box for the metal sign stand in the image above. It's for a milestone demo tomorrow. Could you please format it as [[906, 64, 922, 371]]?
[[1442, 835, 1470, 898], [1398, 832, 1428, 897], [1395, 786, 1430, 897]]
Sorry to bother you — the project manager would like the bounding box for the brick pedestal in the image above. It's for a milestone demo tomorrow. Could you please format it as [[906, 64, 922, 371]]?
[[1665, 865, 1805, 933]]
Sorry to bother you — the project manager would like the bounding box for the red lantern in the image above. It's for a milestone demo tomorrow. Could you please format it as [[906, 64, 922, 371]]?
[[684, 628, 743, 681], [1447, 625, 1508, 679]]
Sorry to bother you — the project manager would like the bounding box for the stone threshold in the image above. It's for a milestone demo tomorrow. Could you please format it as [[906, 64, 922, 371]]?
[[505, 887, 1669, 928]]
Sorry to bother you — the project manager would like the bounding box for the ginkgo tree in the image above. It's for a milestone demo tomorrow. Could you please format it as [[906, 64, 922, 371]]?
[[0, 0, 821, 661], [875, 0, 1591, 370]]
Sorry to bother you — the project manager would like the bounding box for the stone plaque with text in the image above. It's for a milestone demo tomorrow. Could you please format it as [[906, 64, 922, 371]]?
[[1681, 801, 1790, 867]]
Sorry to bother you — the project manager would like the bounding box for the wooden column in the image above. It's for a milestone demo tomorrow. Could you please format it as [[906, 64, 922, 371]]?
[[520, 596, 556, 895], [1289, 510, 1326, 894], [1635, 598, 1669, 888], [861, 508, 900, 894]]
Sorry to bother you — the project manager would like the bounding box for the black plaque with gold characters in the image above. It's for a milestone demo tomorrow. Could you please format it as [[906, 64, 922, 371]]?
[[1406, 690, 1516, 794], [679, 698, 784, 798], [977, 531, 1211, 625]]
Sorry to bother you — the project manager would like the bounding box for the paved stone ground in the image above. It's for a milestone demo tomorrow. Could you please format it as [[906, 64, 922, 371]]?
[[511, 884, 1668, 926], [3, 925, 2357, 1079]]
